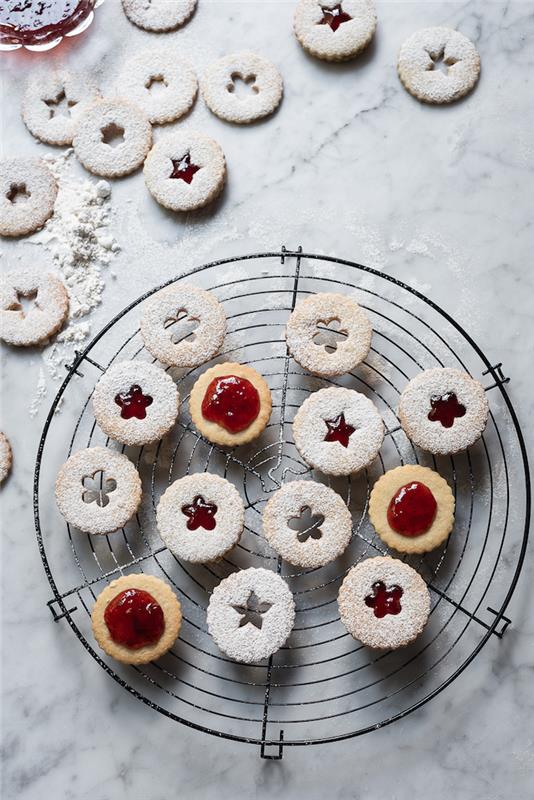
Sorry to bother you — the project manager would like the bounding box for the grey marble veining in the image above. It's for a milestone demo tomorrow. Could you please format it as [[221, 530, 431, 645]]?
[[1, 1, 533, 798]]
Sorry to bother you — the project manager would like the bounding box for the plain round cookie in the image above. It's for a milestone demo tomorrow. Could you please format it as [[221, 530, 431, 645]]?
[[262, 480, 352, 568], [286, 293, 372, 377], [55, 446, 142, 535], [144, 130, 226, 212], [73, 99, 152, 178], [207, 567, 295, 663], [294, 0, 377, 62], [398, 27, 480, 104], [121, 0, 197, 32], [115, 50, 197, 125], [22, 70, 100, 146], [293, 387, 384, 476], [140, 284, 226, 368], [398, 368, 488, 454], [1, 269, 69, 346], [0, 158, 58, 237], [0, 432, 13, 484], [156, 473, 245, 563], [338, 557, 431, 649], [91, 573, 182, 664], [92, 360, 179, 446], [369, 465, 455, 554], [201, 51, 283, 124]]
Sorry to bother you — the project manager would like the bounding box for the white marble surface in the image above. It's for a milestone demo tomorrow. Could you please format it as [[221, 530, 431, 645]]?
[[1, 1, 534, 798]]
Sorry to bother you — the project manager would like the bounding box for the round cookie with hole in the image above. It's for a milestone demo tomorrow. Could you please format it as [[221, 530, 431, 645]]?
[[121, 0, 197, 32], [294, 0, 377, 62], [0, 432, 13, 485], [0, 158, 58, 238], [1, 269, 69, 346]]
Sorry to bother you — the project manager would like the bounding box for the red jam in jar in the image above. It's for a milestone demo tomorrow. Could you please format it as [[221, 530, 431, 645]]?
[[387, 481, 437, 537], [0, 1, 96, 47], [365, 581, 403, 618], [323, 413, 355, 448], [104, 588, 165, 650], [181, 495, 218, 531], [201, 374, 260, 433]]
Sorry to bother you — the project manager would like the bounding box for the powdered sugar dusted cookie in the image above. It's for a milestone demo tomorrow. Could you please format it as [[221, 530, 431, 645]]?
[[286, 293, 372, 377], [293, 387, 384, 476], [398, 27, 480, 104], [0, 432, 12, 484], [116, 49, 197, 125], [157, 473, 244, 563], [207, 567, 295, 663], [92, 360, 179, 447], [398, 368, 488, 454], [1, 269, 69, 346], [121, 0, 197, 32], [0, 158, 57, 237], [140, 284, 226, 368], [262, 480, 352, 568], [338, 556, 430, 649], [144, 130, 226, 212], [22, 70, 100, 146], [73, 99, 152, 178], [55, 446, 142, 535], [294, 0, 376, 62], [201, 51, 283, 124]]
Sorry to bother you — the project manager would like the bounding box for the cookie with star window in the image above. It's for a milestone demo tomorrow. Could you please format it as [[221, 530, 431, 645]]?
[[294, 0, 377, 62]]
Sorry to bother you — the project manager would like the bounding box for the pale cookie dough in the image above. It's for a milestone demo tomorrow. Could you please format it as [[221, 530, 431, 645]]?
[[338, 556, 430, 649], [201, 51, 283, 124], [0, 269, 69, 346], [286, 292, 372, 377], [294, 0, 377, 62], [144, 130, 226, 212], [398, 27, 480, 104], [0, 432, 13, 484], [157, 473, 245, 563], [55, 447, 142, 535], [189, 362, 272, 447], [0, 158, 58, 237], [369, 465, 455, 554], [22, 70, 100, 146], [207, 567, 295, 663], [140, 284, 226, 368], [73, 99, 152, 178], [398, 368, 488, 454], [121, 0, 197, 32], [91, 573, 182, 665]]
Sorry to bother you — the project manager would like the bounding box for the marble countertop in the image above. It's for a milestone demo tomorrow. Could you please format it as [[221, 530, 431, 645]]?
[[1, 2, 533, 798]]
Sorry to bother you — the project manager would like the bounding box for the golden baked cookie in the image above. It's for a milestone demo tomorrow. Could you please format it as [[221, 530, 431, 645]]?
[[368, 464, 454, 554], [91, 573, 182, 665], [189, 362, 272, 446]]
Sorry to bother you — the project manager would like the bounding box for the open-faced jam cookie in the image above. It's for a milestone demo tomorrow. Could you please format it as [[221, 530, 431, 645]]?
[[293, 387, 384, 475], [121, 0, 197, 32], [369, 465, 455, 554], [190, 362, 272, 447], [338, 556, 431, 649], [0, 432, 13, 485], [0, 158, 58, 238], [157, 473, 245, 563], [91, 573, 182, 665], [293, 0, 377, 62], [55, 446, 142, 535], [1, 269, 69, 347], [207, 567, 295, 663], [262, 480, 352, 568], [398, 368, 488, 455]]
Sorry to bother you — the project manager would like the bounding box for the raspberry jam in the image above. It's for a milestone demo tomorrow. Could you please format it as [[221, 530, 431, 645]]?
[[428, 392, 466, 428], [201, 374, 260, 433], [324, 413, 355, 448], [387, 481, 437, 537], [170, 153, 200, 184], [365, 581, 403, 618], [319, 4, 352, 32], [181, 495, 218, 531], [0, 1, 95, 47], [104, 588, 165, 649], [115, 385, 153, 420]]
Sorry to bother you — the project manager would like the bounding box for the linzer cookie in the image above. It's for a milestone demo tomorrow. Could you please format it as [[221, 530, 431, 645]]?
[[0, 158, 57, 237], [0, 432, 12, 484], [294, 0, 377, 62], [1, 269, 69, 346], [121, 0, 197, 32]]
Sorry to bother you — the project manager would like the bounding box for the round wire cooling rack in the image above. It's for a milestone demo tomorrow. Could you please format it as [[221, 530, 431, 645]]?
[[34, 248, 530, 757]]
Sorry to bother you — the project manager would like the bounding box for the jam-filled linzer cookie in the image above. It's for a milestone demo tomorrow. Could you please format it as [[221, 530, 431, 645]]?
[[190, 362, 272, 447], [338, 556, 431, 649], [156, 473, 245, 563], [369, 465, 455, 554], [398, 368, 488, 455], [92, 574, 182, 665], [294, 0, 377, 62]]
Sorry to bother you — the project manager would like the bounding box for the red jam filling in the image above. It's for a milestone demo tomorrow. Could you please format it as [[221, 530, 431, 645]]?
[[114, 385, 153, 420], [324, 413, 355, 448], [201, 374, 260, 433], [181, 495, 218, 530], [427, 392, 466, 428], [387, 481, 437, 537], [169, 153, 200, 184], [318, 4, 352, 32], [365, 581, 403, 618], [0, 1, 95, 47], [104, 588, 164, 649]]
